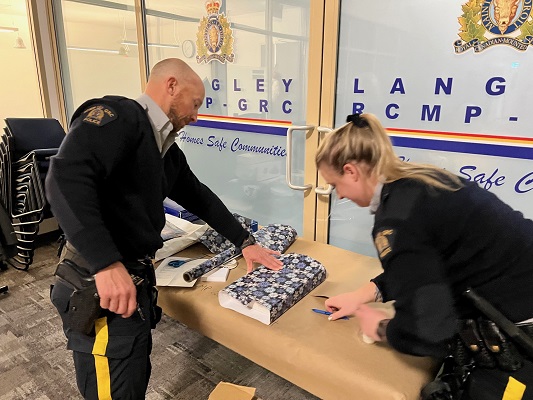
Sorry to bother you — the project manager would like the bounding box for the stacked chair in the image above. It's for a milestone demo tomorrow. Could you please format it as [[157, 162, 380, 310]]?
[[1, 118, 65, 270], [0, 133, 17, 276]]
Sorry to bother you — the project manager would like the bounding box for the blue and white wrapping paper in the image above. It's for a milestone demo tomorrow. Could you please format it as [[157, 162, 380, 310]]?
[[199, 213, 256, 254], [218, 253, 326, 325], [183, 224, 297, 282], [253, 224, 297, 253]]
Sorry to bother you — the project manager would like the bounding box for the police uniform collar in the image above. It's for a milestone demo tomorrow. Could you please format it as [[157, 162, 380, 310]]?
[[135, 94, 174, 155], [135, 94, 170, 129], [369, 181, 384, 214]]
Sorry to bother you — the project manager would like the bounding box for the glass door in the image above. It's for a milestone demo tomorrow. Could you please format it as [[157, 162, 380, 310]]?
[[145, 0, 327, 239], [326, 0, 533, 256]]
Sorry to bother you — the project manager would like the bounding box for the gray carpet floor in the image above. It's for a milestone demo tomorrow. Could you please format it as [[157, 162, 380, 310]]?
[[0, 233, 319, 400]]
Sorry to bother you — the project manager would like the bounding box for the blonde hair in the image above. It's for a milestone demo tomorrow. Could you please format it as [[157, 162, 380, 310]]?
[[315, 113, 463, 191]]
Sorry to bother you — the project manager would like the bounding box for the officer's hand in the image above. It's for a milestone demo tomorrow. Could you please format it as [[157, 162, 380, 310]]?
[[94, 261, 137, 318], [242, 244, 283, 273], [326, 282, 381, 321], [325, 291, 363, 321], [354, 304, 389, 342]]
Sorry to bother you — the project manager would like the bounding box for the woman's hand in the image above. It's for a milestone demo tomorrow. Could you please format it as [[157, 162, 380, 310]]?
[[355, 304, 390, 342], [325, 281, 380, 321], [325, 291, 363, 320]]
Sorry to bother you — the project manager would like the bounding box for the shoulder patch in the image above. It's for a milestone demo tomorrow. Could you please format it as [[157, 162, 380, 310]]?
[[374, 228, 395, 260], [81, 104, 117, 126]]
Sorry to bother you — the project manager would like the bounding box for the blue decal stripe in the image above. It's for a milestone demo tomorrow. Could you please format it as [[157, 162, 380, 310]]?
[[194, 119, 288, 136], [391, 136, 533, 160]]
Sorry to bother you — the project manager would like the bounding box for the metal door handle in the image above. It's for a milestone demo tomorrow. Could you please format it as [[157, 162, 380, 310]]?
[[315, 126, 333, 195], [286, 125, 314, 191]]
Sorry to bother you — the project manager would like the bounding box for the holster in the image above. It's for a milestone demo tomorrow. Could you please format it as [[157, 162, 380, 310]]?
[[125, 258, 161, 329], [150, 286, 162, 329], [478, 319, 523, 371], [454, 318, 524, 372], [420, 356, 464, 400], [54, 259, 101, 335], [456, 319, 497, 369]]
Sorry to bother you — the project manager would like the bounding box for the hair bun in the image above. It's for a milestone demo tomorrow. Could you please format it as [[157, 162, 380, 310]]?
[[346, 114, 368, 128]]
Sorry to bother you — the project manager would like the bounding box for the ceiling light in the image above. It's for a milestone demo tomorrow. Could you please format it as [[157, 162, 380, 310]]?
[[148, 43, 181, 49], [14, 36, 25, 49], [67, 46, 120, 54], [119, 16, 129, 56], [121, 40, 180, 49], [0, 26, 18, 33], [118, 44, 129, 56]]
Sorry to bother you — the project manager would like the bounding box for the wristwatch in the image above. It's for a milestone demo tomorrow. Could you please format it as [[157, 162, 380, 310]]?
[[239, 233, 256, 250]]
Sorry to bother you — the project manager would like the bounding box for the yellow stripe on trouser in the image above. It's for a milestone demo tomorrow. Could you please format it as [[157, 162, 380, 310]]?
[[502, 377, 526, 400], [93, 317, 112, 400]]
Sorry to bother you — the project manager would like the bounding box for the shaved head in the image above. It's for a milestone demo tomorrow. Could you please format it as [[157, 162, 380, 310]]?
[[144, 58, 205, 132], [148, 58, 202, 87]]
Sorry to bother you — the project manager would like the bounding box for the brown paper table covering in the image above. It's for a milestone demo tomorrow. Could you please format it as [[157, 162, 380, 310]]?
[[157, 238, 437, 400]]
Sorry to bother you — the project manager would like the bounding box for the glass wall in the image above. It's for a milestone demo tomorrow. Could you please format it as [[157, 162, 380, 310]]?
[[144, 0, 311, 232], [2, 0, 314, 236], [0, 0, 43, 122], [143, 1, 309, 123], [52, 0, 142, 119], [329, 0, 533, 256]]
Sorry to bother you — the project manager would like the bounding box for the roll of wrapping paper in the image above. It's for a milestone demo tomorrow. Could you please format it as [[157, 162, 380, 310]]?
[[183, 224, 298, 282]]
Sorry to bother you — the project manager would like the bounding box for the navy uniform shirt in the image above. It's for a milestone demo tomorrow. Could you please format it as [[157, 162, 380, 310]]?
[[46, 95, 249, 274], [371, 177, 533, 357]]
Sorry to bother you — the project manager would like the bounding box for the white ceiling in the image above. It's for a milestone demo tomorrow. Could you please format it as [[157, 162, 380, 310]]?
[[60, 0, 270, 27], [0, 0, 26, 16]]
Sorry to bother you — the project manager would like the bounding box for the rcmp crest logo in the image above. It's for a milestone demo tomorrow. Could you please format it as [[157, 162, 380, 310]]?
[[196, 0, 235, 64], [82, 105, 116, 126], [454, 0, 533, 53]]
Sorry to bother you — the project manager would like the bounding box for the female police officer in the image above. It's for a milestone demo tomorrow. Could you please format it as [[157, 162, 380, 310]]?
[[316, 113, 533, 399], [46, 58, 282, 400]]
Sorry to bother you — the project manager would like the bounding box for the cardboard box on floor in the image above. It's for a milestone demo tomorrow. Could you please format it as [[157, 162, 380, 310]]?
[[158, 238, 438, 400], [209, 382, 255, 400]]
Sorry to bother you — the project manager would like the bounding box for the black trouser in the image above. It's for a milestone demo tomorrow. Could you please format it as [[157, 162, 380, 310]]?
[[50, 243, 159, 400], [461, 358, 533, 400]]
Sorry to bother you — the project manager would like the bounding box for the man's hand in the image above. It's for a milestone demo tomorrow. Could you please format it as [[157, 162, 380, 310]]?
[[94, 261, 137, 318], [242, 244, 283, 273]]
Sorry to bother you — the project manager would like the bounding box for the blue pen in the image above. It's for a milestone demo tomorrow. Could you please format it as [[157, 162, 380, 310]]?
[[312, 308, 349, 320]]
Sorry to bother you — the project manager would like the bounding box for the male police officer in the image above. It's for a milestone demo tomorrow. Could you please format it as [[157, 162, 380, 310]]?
[[46, 58, 282, 399]]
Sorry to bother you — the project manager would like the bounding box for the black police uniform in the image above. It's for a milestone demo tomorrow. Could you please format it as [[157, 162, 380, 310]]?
[[371, 177, 533, 399], [46, 96, 251, 399]]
